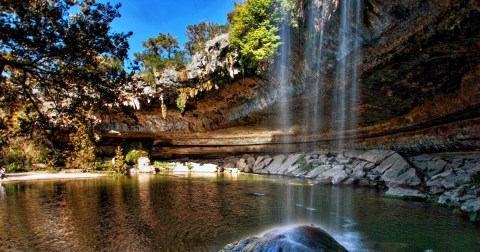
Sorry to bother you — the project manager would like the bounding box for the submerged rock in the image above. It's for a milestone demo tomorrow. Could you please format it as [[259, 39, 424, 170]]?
[[460, 199, 480, 221], [221, 225, 347, 252], [385, 187, 427, 200]]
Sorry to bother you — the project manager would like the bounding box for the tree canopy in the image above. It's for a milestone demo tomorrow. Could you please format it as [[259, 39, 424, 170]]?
[[142, 33, 179, 59], [228, 0, 297, 71], [185, 21, 228, 56], [0, 0, 132, 125], [134, 32, 187, 85]]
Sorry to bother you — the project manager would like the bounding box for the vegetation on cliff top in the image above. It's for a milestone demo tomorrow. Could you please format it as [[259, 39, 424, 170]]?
[[134, 0, 298, 114], [134, 21, 228, 86], [185, 21, 229, 56], [134, 32, 187, 85], [228, 0, 298, 72]]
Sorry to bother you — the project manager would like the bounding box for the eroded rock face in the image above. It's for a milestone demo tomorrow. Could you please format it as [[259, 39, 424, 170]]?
[[221, 225, 347, 252], [100, 0, 480, 155]]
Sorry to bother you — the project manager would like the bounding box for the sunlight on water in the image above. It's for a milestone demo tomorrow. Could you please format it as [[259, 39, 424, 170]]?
[[1, 174, 479, 251]]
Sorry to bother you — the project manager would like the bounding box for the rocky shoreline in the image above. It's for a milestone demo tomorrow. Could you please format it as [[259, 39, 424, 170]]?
[[169, 150, 480, 222]]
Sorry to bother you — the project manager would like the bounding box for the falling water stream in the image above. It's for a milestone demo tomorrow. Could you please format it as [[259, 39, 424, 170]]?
[[277, 4, 292, 139], [292, 0, 363, 149], [276, 5, 295, 223], [302, 0, 331, 135], [275, 0, 364, 216], [334, 0, 362, 148]]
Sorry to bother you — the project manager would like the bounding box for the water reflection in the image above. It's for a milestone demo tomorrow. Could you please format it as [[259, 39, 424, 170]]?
[[0, 174, 478, 251], [0, 184, 5, 198]]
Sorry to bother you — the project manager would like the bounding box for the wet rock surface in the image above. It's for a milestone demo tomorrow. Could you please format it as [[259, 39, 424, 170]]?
[[221, 225, 347, 252]]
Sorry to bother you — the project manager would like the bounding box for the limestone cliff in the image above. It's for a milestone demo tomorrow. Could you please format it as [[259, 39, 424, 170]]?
[[99, 0, 480, 156]]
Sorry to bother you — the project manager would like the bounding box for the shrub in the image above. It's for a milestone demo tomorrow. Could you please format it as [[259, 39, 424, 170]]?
[[297, 155, 314, 172], [111, 146, 128, 174], [153, 160, 173, 170], [5, 162, 23, 173], [125, 150, 148, 166], [64, 119, 97, 170], [2, 147, 30, 172]]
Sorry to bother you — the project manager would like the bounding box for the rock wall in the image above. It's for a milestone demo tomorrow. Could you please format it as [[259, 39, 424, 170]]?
[[99, 0, 480, 155]]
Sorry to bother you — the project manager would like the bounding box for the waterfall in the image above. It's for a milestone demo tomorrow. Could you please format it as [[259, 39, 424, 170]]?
[[277, 3, 293, 147], [350, 0, 362, 139], [299, 0, 362, 149], [302, 0, 332, 136], [334, 0, 362, 148], [274, 0, 363, 149]]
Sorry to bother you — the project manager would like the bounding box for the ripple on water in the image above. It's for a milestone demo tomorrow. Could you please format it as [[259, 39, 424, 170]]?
[[0, 175, 479, 251]]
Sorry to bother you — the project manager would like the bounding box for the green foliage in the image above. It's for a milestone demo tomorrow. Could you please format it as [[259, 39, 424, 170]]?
[[4, 148, 29, 172], [96, 161, 112, 171], [5, 162, 23, 173], [11, 105, 39, 134], [0, 102, 62, 171], [185, 21, 229, 56], [228, 0, 297, 72], [110, 146, 128, 173], [176, 97, 186, 114], [0, 134, 56, 172], [0, 0, 132, 125], [64, 118, 97, 170], [0, 0, 134, 172], [175, 81, 218, 113], [297, 155, 314, 172], [134, 32, 187, 86], [153, 160, 173, 170], [143, 32, 179, 59], [125, 150, 148, 166]]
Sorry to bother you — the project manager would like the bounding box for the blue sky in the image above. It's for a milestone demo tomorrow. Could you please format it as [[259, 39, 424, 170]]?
[[104, 0, 236, 60]]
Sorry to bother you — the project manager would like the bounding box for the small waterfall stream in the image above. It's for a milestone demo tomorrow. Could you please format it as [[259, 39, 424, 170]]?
[[302, 0, 330, 135], [276, 2, 293, 150], [334, 0, 363, 148]]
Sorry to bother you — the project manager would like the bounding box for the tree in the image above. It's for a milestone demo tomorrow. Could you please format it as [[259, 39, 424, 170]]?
[[141, 32, 179, 60], [185, 21, 228, 56], [0, 0, 132, 126], [65, 113, 97, 170], [228, 0, 296, 71], [111, 146, 127, 174], [134, 33, 186, 85]]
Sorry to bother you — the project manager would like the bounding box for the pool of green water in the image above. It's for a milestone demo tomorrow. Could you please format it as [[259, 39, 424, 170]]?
[[1, 173, 478, 251]]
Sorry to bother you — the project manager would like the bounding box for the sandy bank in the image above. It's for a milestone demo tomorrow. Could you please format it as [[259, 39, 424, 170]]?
[[1, 171, 108, 183]]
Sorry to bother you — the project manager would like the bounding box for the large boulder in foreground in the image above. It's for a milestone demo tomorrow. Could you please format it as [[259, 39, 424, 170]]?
[[221, 225, 347, 252]]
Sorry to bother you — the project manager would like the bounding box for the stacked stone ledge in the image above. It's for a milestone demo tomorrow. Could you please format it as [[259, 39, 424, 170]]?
[[215, 150, 480, 222]]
